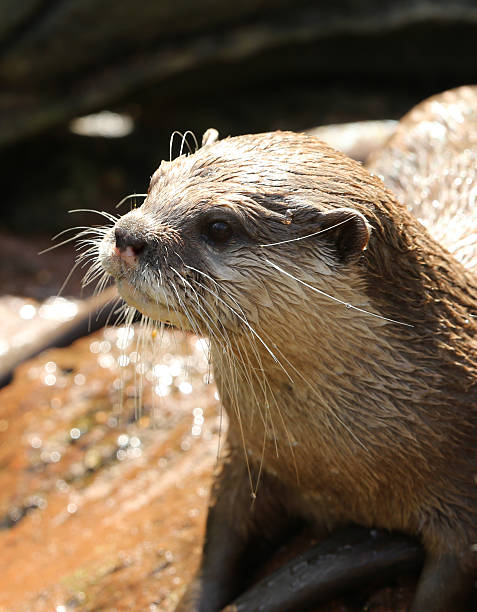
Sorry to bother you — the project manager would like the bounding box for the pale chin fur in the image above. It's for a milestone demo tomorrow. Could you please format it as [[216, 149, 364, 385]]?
[[117, 279, 189, 328], [99, 234, 190, 328]]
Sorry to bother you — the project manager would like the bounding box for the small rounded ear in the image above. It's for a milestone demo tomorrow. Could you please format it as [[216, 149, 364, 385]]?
[[202, 128, 219, 147], [317, 208, 371, 263]]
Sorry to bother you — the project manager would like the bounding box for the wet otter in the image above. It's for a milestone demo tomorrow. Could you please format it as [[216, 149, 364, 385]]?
[[98, 87, 477, 611]]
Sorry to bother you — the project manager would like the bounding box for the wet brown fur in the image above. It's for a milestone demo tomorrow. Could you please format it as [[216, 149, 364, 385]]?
[[99, 87, 477, 609]]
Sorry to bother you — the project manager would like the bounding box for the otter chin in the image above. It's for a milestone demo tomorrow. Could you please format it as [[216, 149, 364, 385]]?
[[100, 227, 190, 327], [98, 87, 477, 612]]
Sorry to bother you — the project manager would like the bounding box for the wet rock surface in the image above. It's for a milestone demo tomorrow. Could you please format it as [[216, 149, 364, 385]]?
[[0, 326, 220, 611]]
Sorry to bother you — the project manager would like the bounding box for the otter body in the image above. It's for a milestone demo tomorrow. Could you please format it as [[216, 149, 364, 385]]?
[[99, 87, 477, 611]]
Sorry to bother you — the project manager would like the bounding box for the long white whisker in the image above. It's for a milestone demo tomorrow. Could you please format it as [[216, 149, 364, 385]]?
[[68, 208, 118, 222], [115, 193, 147, 209], [39, 227, 109, 254], [184, 265, 294, 381], [263, 258, 413, 327], [170, 131, 184, 161], [258, 216, 357, 247], [181, 130, 199, 156]]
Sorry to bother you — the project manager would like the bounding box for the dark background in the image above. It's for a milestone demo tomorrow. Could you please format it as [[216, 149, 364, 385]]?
[[1, 0, 477, 233]]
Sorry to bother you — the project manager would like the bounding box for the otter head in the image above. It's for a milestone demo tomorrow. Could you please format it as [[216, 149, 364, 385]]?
[[99, 131, 384, 361]]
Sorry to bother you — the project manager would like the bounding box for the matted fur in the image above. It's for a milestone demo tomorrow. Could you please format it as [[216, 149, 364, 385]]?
[[98, 88, 477, 610]]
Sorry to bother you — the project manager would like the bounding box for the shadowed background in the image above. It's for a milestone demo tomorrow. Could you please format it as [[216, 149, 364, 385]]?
[[1, 0, 477, 235]]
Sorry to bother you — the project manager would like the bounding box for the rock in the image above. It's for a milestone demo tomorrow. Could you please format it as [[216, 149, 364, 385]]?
[[0, 327, 220, 611]]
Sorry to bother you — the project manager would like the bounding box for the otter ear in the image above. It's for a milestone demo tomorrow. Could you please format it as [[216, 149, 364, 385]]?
[[317, 208, 371, 263], [202, 128, 219, 147]]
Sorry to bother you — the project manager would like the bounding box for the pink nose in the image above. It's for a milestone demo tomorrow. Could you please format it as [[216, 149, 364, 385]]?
[[114, 227, 146, 253], [114, 244, 138, 266], [114, 227, 147, 267]]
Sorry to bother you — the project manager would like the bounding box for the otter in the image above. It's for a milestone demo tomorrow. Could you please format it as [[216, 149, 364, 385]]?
[[98, 87, 477, 611]]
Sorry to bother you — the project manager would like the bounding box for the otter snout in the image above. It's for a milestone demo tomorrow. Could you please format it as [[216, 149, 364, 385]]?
[[115, 226, 146, 254], [114, 226, 147, 267]]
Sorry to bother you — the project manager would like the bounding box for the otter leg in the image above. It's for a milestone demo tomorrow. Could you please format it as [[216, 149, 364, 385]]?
[[175, 450, 291, 612], [410, 553, 475, 612]]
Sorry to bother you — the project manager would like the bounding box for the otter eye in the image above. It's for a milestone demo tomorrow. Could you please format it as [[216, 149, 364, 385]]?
[[204, 221, 233, 245]]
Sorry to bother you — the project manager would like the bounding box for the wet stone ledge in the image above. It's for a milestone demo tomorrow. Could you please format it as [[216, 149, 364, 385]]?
[[0, 326, 221, 611]]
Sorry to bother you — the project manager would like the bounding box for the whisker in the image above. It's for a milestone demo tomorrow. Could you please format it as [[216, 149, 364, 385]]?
[[39, 227, 108, 254], [115, 193, 147, 209], [170, 130, 184, 161], [180, 130, 199, 156], [263, 258, 413, 327], [56, 257, 85, 296], [69, 208, 119, 223], [184, 265, 294, 380], [170, 266, 260, 495], [258, 216, 357, 247]]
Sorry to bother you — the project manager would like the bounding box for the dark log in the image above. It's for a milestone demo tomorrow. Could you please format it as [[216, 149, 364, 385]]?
[[224, 526, 424, 612], [1, 0, 477, 147]]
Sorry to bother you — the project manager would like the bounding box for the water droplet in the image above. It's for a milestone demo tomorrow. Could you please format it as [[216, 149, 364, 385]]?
[[117, 434, 129, 447], [117, 354, 130, 367], [129, 436, 141, 448], [67, 503, 77, 514], [90, 341, 101, 354], [44, 361, 57, 373], [180, 438, 191, 451], [70, 428, 81, 440], [74, 373, 86, 386], [39, 297, 78, 321], [43, 374, 57, 386], [19, 303, 36, 320], [154, 384, 170, 397], [98, 354, 115, 369], [179, 381, 193, 394], [169, 359, 183, 377], [127, 447, 142, 459], [116, 326, 135, 350], [29, 435, 42, 449], [99, 341, 111, 353], [50, 451, 62, 463], [56, 479, 69, 492]]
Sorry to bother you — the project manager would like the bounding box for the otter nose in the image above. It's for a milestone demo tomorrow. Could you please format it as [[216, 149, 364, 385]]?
[[114, 227, 146, 255]]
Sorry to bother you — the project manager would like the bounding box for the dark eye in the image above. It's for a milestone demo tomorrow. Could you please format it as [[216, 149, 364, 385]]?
[[204, 221, 234, 245]]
